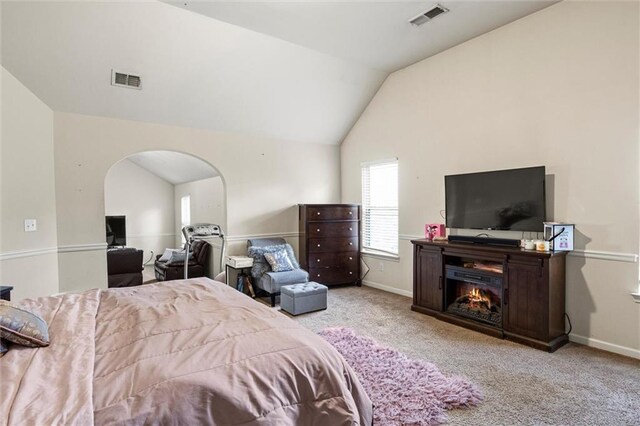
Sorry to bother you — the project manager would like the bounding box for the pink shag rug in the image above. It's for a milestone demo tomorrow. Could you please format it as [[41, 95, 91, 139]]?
[[318, 327, 482, 425]]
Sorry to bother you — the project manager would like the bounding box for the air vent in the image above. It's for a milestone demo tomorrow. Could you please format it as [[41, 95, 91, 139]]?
[[111, 70, 142, 90], [409, 4, 449, 26]]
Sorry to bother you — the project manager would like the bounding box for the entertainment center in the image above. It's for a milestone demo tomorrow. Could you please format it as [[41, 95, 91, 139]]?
[[411, 239, 568, 352]]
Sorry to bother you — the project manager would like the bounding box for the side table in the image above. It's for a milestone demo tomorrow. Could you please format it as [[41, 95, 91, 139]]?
[[1, 286, 14, 301], [226, 260, 255, 298]]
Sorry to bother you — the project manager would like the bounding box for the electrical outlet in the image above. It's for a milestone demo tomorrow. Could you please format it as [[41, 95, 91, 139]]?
[[24, 219, 37, 232], [378, 262, 384, 271]]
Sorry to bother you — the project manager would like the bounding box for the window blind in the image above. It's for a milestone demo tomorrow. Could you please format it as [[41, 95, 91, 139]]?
[[362, 160, 398, 255]]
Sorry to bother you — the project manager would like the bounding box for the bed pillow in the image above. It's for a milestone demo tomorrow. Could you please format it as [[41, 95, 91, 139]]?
[[0, 339, 7, 357], [264, 249, 294, 272], [248, 244, 299, 277], [0, 301, 50, 347]]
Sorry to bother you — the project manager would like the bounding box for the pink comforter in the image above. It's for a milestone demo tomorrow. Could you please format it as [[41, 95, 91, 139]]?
[[1, 278, 372, 425]]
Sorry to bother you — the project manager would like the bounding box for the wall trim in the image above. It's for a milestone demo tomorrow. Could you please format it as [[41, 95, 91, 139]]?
[[226, 232, 300, 242], [0, 247, 58, 261], [128, 233, 175, 238], [569, 333, 640, 360], [362, 279, 413, 298], [58, 243, 108, 253], [399, 234, 638, 263]]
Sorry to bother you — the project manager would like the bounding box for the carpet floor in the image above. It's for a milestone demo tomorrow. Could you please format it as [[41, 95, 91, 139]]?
[[292, 285, 640, 425]]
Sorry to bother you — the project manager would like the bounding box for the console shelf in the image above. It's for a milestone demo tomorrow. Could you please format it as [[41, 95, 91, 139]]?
[[411, 239, 568, 352]]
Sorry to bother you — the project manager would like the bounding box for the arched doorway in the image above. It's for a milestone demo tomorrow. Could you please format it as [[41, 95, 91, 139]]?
[[103, 150, 226, 286]]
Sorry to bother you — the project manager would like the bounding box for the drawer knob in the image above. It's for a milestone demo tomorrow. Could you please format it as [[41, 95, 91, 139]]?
[[317, 212, 321, 215], [349, 227, 353, 231], [349, 257, 353, 260], [317, 244, 321, 247], [349, 211, 353, 215], [317, 259, 320, 262], [317, 274, 321, 278], [349, 272, 353, 275], [349, 242, 353, 246], [317, 228, 320, 232]]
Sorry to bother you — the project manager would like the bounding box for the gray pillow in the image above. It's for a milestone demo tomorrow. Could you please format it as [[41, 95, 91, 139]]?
[[264, 249, 294, 272], [248, 244, 299, 277], [165, 250, 194, 266], [0, 301, 50, 347]]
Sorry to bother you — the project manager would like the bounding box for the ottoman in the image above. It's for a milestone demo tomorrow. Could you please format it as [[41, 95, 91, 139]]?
[[280, 282, 328, 315]]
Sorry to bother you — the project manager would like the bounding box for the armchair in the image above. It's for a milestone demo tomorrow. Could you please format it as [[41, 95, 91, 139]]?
[[247, 238, 309, 307], [154, 240, 210, 281], [107, 248, 143, 288]]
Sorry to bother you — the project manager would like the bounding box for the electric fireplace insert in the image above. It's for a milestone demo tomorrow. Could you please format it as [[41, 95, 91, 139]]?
[[444, 265, 503, 327]]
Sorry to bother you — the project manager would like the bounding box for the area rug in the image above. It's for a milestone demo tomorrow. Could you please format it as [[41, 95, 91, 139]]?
[[318, 327, 482, 425]]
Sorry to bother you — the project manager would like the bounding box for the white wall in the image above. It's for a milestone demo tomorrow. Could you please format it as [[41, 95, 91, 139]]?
[[0, 67, 59, 300], [104, 159, 175, 262], [341, 1, 640, 358], [174, 176, 226, 276], [54, 111, 340, 291]]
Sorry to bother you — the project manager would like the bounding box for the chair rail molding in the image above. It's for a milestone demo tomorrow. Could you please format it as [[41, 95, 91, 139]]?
[[0, 247, 59, 261]]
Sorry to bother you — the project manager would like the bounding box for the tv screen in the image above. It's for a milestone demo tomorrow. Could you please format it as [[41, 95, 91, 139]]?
[[445, 166, 546, 232], [106, 216, 126, 247]]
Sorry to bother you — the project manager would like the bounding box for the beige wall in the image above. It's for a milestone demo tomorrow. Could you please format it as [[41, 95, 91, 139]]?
[[341, 1, 640, 357], [105, 159, 176, 261], [0, 67, 59, 300], [54, 111, 340, 290]]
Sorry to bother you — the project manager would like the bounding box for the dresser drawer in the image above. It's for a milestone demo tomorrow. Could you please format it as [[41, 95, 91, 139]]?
[[307, 206, 358, 221], [308, 237, 358, 253], [309, 252, 358, 268], [309, 267, 358, 285], [308, 222, 358, 238]]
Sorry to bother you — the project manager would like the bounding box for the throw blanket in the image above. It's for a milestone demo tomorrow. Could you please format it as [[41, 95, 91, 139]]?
[[1, 279, 372, 425]]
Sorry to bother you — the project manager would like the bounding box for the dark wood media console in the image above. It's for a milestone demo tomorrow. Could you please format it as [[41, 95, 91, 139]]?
[[411, 239, 568, 352]]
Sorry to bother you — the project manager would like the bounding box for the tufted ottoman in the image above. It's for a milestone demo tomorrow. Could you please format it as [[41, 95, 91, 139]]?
[[280, 282, 328, 315]]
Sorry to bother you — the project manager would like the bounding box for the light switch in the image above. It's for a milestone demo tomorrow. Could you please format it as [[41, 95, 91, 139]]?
[[24, 219, 37, 232]]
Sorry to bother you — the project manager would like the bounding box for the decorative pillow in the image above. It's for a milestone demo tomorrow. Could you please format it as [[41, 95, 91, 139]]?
[[264, 249, 294, 272], [0, 339, 7, 357], [0, 301, 50, 347], [248, 244, 300, 277], [158, 248, 178, 262], [165, 250, 194, 266]]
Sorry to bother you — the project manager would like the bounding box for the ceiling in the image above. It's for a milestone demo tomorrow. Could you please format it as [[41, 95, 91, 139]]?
[[166, 1, 558, 72], [126, 151, 218, 185], [1, 1, 557, 145]]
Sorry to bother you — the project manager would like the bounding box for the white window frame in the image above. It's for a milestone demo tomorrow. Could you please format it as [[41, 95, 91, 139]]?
[[181, 195, 191, 244], [361, 159, 399, 258]]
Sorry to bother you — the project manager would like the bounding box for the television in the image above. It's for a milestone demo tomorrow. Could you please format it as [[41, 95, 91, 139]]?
[[105, 215, 126, 247], [445, 166, 546, 232]]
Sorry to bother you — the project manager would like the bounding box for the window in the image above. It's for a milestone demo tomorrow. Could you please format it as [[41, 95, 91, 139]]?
[[362, 159, 398, 256], [181, 195, 191, 243]]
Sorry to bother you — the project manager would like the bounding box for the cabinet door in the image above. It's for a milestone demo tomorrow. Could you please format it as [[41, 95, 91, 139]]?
[[416, 248, 443, 311], [504, 261, 548, 340]]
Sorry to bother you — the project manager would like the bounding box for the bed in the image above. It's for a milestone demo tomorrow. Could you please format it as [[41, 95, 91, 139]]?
[[1, 278, 373, 425]]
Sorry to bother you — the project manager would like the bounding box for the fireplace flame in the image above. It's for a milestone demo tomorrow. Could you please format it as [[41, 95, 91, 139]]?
[[468, 287, 491, 309]]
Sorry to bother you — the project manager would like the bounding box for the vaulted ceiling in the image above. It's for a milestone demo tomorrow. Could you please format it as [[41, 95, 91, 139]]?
[[1, 1, 556, 145]]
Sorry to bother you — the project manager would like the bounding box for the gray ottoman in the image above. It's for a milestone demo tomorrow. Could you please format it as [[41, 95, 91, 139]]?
[[280, 282, 328, 315]]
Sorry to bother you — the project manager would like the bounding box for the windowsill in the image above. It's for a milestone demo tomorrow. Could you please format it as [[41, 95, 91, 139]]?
[[362, 249, 400, 262]]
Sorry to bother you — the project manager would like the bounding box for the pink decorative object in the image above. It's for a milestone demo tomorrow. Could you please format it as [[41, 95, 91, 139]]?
[[425, 223, 446, 240], [319, 327, 482, 425]]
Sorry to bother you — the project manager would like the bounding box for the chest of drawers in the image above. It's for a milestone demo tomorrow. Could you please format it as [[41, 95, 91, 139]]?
[[299, 204, 361, 286]]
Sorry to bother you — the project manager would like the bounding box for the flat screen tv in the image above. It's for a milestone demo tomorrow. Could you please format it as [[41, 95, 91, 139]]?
[[445, 166, 546, 232], [106, 215, 126, 247]]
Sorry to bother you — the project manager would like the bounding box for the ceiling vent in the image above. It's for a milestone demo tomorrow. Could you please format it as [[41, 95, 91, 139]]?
[[409, 4, 449, 26], [111, 70, 142, 90]]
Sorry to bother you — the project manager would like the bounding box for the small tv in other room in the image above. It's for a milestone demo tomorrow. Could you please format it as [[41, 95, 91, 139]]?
[[106, 216, 126, 247], [445, 166, 546, 232]]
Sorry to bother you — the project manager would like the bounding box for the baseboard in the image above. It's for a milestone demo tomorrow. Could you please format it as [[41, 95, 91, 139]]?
[[569, 334, 640, 360], [362, 279, 412, 298]]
